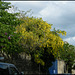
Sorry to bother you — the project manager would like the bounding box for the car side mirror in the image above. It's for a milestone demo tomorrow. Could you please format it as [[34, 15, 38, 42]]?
[[20, 72, 24, 75]]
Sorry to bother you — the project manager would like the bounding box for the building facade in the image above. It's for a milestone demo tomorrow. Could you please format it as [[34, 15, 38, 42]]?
[[49, 60, 66, 74]]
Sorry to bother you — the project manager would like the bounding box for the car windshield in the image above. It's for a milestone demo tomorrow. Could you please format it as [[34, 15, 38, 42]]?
[[0, 64, 9, 75]]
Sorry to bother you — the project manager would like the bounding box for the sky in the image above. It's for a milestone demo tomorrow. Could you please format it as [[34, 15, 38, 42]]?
[[6, 1, 75, 45]]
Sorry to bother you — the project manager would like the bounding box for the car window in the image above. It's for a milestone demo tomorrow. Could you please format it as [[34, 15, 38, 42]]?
[[10, 67, 19, 75], [0, 64, 9, 75]]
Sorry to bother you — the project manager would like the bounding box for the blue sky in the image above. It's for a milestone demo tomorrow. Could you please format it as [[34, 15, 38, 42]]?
[[6, 1, 75, 45]]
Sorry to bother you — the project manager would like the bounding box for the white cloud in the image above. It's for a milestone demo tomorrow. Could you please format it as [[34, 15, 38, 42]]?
[[39, 3, 62, 18], [38, 1, 68, 17], [63, 36, 75, 45], [4, 1, 75, 45], [39, 1, 75, 19]]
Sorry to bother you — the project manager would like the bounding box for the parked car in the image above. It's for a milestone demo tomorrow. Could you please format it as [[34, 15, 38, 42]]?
[[0, 62, 24, 75]]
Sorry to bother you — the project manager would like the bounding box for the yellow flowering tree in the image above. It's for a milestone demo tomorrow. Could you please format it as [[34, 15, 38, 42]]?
[[16, 16, 66, 72]]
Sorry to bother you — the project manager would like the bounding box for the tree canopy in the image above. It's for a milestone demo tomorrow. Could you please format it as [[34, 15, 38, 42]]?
[[16, 16, 66, 72], [1, 1, 71, 74], [59, 42, 75, 73], [0, 1, 24, 59]]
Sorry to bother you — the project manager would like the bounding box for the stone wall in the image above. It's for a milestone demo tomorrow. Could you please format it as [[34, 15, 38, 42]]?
[[1, 53, 75, 74], [0, 53, 41, 74]]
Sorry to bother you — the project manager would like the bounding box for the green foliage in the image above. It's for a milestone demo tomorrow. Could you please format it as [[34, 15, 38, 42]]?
[[59, 42, 75, 73], [52, 28, 66, 36], [0, 1, 11, 10], [0, 1, 23, 26], [0, 1, 67, 73], [0, 1, 24, 59], [16, 16, 66, 72]]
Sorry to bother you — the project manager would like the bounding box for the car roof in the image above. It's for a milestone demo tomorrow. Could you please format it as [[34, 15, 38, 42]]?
[[0, 62, 15, 66]]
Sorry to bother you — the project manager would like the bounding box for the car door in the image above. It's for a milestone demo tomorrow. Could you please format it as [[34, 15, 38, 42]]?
[[9, 65, 19, 75], [0, 64, 9, 75]]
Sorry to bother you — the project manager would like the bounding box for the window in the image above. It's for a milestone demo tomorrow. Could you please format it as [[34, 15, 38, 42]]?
[[10, 67, 19, 75], [0, 64, 9, 75]]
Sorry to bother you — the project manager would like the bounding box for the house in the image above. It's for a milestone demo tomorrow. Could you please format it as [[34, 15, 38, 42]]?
[[48, 60, 66, 74]]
